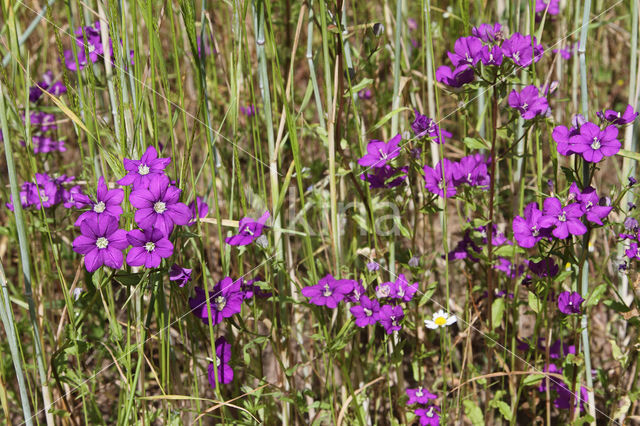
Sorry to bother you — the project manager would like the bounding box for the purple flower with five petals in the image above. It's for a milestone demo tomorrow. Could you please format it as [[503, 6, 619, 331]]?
[[501, 33, 544, 67], [447, 36, 483, 67], [552, 125, 581, 156], [406, 387, 437, 405], [189, 278, 244, 326], [471, 23, 503, 43], [117, 145, 171, 189], [512, 202, 547, 248], [568, 183, 612, 225], [301, 274, 354, 308], [72, 215, 129, 272], [126, 228, 174, 268], [597, 104, 638, 125], [357, 134, 402, 167], [75, 176, 124, 226], [539, 197, 586, 239], [569, 122, 621, 163], [558, 291, 584, 314], [225, 211, 270, 246], [435, 64, 475, 88], [424, 159, 457, 198], [480, 45, 504, 66], [377, 304, 404, 334], [349, 296, 380, 327], [129, 175, 191, 236], [508, 85, 549, 120]]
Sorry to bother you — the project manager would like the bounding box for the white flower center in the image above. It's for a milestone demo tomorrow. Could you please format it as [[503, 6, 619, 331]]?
[[465, 53, 472, 62], [416, 387, 424, 397], [216, 357, 221, 367], [531, 225, 540, 237], [215, 296, 226, 311], [426, 407, 434, 417], [144, 242, 156, 252], [323, 284, 333, 297], [591, 137, 601, 150], [522, 102, 528, 110], [364, 308, 373, 317], [513, 51, 520, 61], [377, 285, 390, 298], [96, 237, 109, 249], [87, 44, 96, 53], [558, 212, 567, 222], [585, 201, 593, 210], [154, 201, 167, 214], [379, 149, 388, 160], [138, 164, 150, 175], [93, 201, 106, 213]]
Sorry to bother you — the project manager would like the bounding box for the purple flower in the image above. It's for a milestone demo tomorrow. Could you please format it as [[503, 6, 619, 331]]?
[[415, 406, 440, 426], [169, 264, 192, 287], [377, 304, 404, 334], [480, 44, 504, 66], [29, 71, 67, 103], [508, 85, 549, 119], [63, 185, 91, 209], [626, 242, 640, 261], [512, 202, 547, 248], [225, 211, 270, 246], [129, 175, 191, 236], [360, 165, 407, 189], [472, 23, 503, 43], [367, 261, 380, 271], [424, 159, 457, 198], [411, 110, 451, 143], [358, 89, 372, 100], [117, 145, 171, 189], [558, 291, 584, 314], [447, 36, 483, 67], [241, 278, 272, 300], [126, 228, 174, 268], [552, 125, 581, 156], [494, 258, 524, 279], [208, 336, 233, 388], [188, 196, 209, 224], [554, 383, 588, 412], [568, 183, 612, 225], [349, 296, 380, 327], [536, 0, 560, 15], [528, 258, 559, 278], [539, 197, 586, 239], [406, 387, 437, 405], [625, 217, 639, 230], [357, 134, 402, 167], [453, 153, 490, 188], [448, 230, 481, 261], [435, 64, 475, 88], [569, 122, 621, 163], [344, 280, 366, 303], [301, 274, 354, 308], [75, 176, 124, 226], [189, 278, 244, 326], [240, 105, 256, 116], [597, 104, 638, 125], [501, 33, 544, 67], [72, 215, 129, 272], [389, 274, 418, 302]]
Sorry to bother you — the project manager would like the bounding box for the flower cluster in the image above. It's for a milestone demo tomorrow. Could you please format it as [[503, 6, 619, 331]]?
[[72, 146, 207, 272], [553, 105, 637, 163], [301, 273, 418, 334], [437, 23, 543, 88], [406, 386, 439, 425], [512, 183, 611, 248], [508, 85, 549, 120], [64, 21, 134, 71], [7, 173, 89, 211], [358, 134, 408, 190], [423, 154, 490, 198]]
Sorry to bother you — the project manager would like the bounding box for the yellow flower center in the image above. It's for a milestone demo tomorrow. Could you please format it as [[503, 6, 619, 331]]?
[[434, 316, 447, 326]]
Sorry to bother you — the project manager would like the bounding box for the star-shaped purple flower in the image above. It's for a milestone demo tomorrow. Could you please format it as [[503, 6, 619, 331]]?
[[501, 33, 544, 67], [558, 291, 584, 314], [377, 304, 404, 334], [552, 124, 581, 156], [435, 64, 475, 88], [126, 228, 174, 268], [225, 211, 270, 246], [508, 85, 549, 120], [424, 159, 457, 198], [75, 176, 124, 226], [349, 295, 380, 327], [539, 197, 586, 239], [406, 386, 437, 405], [512, 202, 548, 248], [189, 278, 244, 326], [471, 23, 503, 44], [415, 406, 440, 426], [569, 122, 621, 163], [568, 182, 612, 225], [129, 175, 191, 236], [447, 36, 483, 67], [301, 274, 354, 308], [357, 134, 402, 167], [117, 145, 171, 189], [597, 104, 638, 125], [72, 215, 129, 272]]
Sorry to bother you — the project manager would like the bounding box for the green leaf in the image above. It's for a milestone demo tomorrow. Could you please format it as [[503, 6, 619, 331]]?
[[345, 78, 374, 96], [368, 107, 411, 133], [493, 401, 512, 421], [491, 298, 505, 330], [493, 244, 524, 257], [418, 282, 438, 307], [463, 400, 485, 425], [463, 137, 489, 150], [618, 149, 640, 162], [522, 374, 545, 387], [585, 283, 607, 307], [528, 292, 542, 314]]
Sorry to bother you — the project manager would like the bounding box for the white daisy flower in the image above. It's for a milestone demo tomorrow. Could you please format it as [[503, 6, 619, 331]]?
[[424, 309, 457, 329]]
